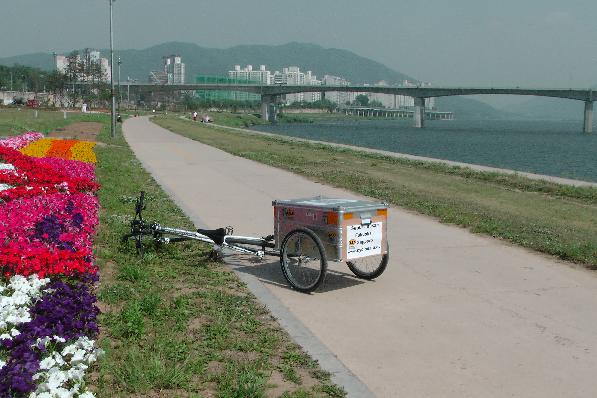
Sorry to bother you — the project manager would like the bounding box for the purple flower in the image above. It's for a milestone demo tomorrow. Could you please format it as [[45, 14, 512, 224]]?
[[0, 280, 100, 397], [65, 200, 74, 214], [71, 212, 84, 228], [33, 215, 63, 244]]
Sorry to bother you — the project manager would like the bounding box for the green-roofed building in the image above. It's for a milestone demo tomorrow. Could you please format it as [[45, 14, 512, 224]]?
[[195, 75, 261, 101]]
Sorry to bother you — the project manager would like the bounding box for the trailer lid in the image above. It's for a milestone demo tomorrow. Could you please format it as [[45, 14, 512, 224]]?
[[273, 196, 387, 212]]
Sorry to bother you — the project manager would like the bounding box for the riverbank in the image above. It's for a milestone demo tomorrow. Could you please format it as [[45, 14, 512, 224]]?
[[210, 120, 596, 188], [249, 117, 597, 183], [154, 115, 597, 267]]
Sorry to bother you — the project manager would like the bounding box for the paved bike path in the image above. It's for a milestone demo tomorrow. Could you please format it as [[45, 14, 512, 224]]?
[[124, 116, 597, 398]]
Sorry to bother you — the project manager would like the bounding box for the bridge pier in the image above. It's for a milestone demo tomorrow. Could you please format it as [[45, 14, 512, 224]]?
[[261, 95, 277, 123], [414, 97, 425, 128], [584, 101, 593, 133]]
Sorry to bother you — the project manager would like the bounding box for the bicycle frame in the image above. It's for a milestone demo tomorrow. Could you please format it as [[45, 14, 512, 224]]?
[[122, 192, 278, 258], [152, 224, 279, 258]]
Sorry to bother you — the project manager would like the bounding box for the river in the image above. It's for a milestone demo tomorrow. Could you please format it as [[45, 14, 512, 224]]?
[[249, 118, 597, 183]]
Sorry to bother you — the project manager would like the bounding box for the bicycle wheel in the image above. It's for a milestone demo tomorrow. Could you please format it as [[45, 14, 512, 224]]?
[[280, 228, 327, 293], [346, 244, 389, 280]]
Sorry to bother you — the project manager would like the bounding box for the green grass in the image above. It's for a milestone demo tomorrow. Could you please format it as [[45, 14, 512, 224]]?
[[205, 111, 267, 128], [0, 110, 344, 397], [153, 116, 597, 268], [189, 110, 377, 129], [0, 108, 109, 135], [91, 120, 344, 397]]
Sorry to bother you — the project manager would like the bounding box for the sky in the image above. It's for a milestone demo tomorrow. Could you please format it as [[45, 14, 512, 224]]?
[[2, 0, 597, 104]]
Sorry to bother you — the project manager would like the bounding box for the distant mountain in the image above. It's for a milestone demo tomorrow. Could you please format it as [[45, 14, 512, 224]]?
[[0, 42, 414, 85], [0, 52, 56, 71], [500, 96, 589, 120], [436, 96, 510, 120], [0, 41, 509, 118]]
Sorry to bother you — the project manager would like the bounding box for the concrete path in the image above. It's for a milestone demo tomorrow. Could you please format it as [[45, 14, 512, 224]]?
[[124, 116, 597, 398]]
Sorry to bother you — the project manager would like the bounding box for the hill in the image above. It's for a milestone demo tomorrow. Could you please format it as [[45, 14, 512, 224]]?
[[0, 42, 414, 85], [437, 96, 513, 120], [500, 96, 589, 120], [0, 42, 507, 118]]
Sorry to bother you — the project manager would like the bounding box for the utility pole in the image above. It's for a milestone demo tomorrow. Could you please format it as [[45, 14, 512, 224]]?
[[109, 0, 116, 138], [127, 77, 131, 105], [117, 56, 121, 112]]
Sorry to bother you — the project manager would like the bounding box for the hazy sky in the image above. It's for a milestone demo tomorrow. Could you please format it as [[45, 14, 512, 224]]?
[[3, 0, 597, 90]]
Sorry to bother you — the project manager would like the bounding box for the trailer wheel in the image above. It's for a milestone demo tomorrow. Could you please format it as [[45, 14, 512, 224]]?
[[346, 244, 389, 280], [280, 228, 327, 293]]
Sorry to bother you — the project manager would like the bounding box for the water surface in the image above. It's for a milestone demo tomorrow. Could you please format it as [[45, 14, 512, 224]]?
[[250, 118, 597, 182]]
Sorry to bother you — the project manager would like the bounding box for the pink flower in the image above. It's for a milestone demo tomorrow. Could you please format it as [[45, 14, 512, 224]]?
[[0, 132, 44, 150]]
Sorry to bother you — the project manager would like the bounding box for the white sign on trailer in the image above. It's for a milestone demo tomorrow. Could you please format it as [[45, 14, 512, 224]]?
[[346, 222, 383, 259]]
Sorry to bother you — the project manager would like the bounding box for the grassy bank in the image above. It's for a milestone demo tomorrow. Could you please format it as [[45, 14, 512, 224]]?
[[0, 108, 107, 135], [187, 111, 362, 129], [153, 116, 597, 268], [1, 110, 345, 397]]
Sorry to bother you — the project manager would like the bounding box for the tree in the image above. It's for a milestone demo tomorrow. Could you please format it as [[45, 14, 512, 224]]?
[[354, 94, 369, 106], [46, 71, 68, 107]]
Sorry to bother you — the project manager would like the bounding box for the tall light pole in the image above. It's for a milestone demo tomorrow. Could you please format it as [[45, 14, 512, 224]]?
[[109, 0, 116, 138], [117, 56, 121, 112]]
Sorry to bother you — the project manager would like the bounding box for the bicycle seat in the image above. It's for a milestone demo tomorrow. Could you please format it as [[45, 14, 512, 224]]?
[[197, 228, 227, 245]]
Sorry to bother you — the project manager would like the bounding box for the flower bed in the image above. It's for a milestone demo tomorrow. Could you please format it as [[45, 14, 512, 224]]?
[[20, 139, 97, 164], [0, 132, 102, 397], [0, 132, 44, 150]]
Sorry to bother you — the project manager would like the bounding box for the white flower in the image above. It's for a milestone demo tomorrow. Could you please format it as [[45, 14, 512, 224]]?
[[46, 369, 68, 390], [31, 336, 104, 398], [61, 344, 76, 356], [52, 335, 66, 343], [30, 392, 52, 398], [0, 275, 50, 339], [0, 359, 5, 370], [70, 349, 86, 364], [39, 356, 56, 370]]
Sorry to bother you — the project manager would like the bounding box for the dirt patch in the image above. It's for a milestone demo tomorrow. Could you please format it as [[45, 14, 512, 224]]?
[[266, 370, 297, 398], [48, 122, 103, 141]]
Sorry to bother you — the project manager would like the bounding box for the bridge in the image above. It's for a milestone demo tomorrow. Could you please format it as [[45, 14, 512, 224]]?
[[126, 83, 595, 133]]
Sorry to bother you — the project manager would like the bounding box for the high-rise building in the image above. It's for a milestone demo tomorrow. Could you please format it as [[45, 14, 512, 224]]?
[[369, 80, 435, 109], [54, 50, 111, 82], [228, 65, 271, 85], [163, 55, 185, 84], [271, 66, 321, 104], [322, 75, 353, 105]]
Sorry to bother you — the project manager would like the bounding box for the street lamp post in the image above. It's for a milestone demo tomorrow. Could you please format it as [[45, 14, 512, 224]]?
[[109, 0, 116, 138], [117, 56, 121, 112]]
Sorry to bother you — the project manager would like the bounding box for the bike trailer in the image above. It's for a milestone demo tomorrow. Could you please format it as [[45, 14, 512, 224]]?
[[273, 197, 388, 262]]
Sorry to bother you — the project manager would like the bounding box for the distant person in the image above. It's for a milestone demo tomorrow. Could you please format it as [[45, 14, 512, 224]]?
[[192, 111, 198, 121]]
